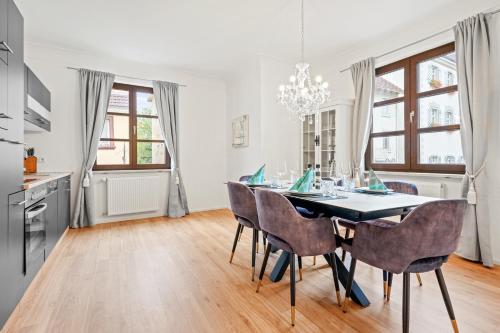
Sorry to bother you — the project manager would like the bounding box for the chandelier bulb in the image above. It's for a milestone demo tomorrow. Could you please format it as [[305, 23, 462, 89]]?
[[289, 75, 296, 83], [315, 75, 322, 83]]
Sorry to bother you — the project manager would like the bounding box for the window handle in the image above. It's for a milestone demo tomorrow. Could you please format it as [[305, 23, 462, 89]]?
[[410, 111, 415, 123]]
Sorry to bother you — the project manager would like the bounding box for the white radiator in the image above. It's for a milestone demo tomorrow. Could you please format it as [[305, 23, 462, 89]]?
[[415, 182, 446, 198], [106, 176, 161, 216]]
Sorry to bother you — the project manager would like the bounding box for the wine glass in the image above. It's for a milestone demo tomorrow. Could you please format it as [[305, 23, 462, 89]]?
[[329, 161, 341, 191], [340, 161, 354, 192], [276, 161, 288, 188]]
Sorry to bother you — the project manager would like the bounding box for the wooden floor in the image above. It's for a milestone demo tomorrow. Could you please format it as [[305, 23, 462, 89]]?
[[3, 209, 500, 333]]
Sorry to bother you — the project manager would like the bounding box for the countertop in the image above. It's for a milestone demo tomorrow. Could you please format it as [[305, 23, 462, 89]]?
[[23, 172, 72, 190]]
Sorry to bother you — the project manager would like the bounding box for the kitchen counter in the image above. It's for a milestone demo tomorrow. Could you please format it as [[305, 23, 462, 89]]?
[[23, 172, 72, 190]]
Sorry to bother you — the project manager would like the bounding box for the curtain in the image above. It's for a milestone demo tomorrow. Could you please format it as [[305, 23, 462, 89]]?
[[454, 14, 493, 266], [72, 69, 115, 228], [153, 81, 189, 217], [350, 58, 375, 186]]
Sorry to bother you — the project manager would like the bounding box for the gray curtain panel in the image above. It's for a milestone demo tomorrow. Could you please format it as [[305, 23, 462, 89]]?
[[454, 14, 493, 266], [153, 81, 189, 217], [72, 69, 115, 228], [350, 58, 375, 185]]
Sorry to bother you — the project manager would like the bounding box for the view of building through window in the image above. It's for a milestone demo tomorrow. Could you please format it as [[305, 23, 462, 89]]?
[[367, 43, 464, 173], [95, 84, 169, 170]]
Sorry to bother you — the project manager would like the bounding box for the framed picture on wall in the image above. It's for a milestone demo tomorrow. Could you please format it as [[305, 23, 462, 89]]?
[[232, 114, 249, 148]]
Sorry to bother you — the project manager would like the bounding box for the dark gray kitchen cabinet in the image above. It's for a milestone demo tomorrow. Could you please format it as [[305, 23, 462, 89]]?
[[45, 188, 59, 257], [57, 176, 70, 236]]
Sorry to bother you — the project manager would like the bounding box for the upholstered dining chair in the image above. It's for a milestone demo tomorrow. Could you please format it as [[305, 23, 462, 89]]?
[[254, 189, 342, 326], [339, 180, 423, 300], [237, 175, 266, 250], [341, 199, 467, 333], [227, 181, 263, 281]]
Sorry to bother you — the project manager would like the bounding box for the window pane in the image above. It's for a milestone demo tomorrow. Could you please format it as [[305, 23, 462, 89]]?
[[372, 102, 404, 133], [419, 131, 463, 164], [418, 52, 456, 92], [108, 89, 129, 114], [137, 142, 167, 165], [96, 141, 130, 165], [137, 92, 157, 116], [137, 117, 163, 140], [371, 135, 405, 164], [100, 115, 129, 139], [418, 91, 459, 128], [374, 68, 404, 102]]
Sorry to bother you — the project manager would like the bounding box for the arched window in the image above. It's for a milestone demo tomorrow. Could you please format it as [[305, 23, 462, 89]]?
[[428, 103, 441, 127], [444, 107, 454, 125]]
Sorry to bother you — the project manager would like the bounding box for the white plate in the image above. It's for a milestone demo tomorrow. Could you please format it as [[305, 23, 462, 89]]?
[[288, 190, 323, 197], [356, 187, 394, 194]]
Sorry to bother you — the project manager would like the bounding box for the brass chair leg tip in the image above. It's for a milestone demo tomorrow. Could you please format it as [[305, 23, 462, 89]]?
[[451, 319, 459, 333], [291, 306, 296, 326], [336, 291, 342, 306], [342, 298, 349, 313], [229, 252, 234, 263], [256, 280, 261, 293]]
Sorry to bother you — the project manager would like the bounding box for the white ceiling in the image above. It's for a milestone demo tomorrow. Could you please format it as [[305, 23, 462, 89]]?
[[14, 0, 489, 78]]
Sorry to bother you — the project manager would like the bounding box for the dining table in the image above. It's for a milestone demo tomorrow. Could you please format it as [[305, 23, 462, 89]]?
[[264, 187, 440, 308]]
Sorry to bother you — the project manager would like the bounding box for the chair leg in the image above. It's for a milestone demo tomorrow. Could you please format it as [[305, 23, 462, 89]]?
[[290, 252, 296, 326], [342, 229, 351, 261], [416, 273, 423, 286], [238, 225, 244, 241], [313, 256, 316, 265], [256, 230, 260, 253], [256, 244, 272, 293], [342, 258, 357, 313], [229, 224, 242, 263], [387, 272, 394, 301], [329, 253, 342, 306], [435, 268, 459, 333], [298, 256, 303, 281], [403, 272, 410, 333], [383, 270, 388, 299], [251, 229, 257, 281]]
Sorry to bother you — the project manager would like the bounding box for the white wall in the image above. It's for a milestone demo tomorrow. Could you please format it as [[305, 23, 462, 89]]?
[[24, 42, 227, 223], [225, 56, 301, 182]]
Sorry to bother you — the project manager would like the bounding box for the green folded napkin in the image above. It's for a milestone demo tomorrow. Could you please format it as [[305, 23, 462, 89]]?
[[247, 164, 265, 185], [289, 168, 314, 192], [368, 168, 387, 190]]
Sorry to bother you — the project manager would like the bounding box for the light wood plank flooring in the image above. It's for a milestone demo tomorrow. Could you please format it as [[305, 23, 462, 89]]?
[[3, 209, 500, 332]]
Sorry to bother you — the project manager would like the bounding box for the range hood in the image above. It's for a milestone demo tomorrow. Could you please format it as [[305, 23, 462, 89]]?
[[24, 65, 51, 132]]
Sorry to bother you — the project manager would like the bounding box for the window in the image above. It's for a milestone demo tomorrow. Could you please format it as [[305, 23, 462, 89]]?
[[94, 83, 170, 170], [366, 43, 464, 173]]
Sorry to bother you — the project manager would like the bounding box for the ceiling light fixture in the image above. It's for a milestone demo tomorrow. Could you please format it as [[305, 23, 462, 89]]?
[[278, 0, 330, 121]]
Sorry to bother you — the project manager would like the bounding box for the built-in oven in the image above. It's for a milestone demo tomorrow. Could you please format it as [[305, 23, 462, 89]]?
[[24, 180, 56, 274]]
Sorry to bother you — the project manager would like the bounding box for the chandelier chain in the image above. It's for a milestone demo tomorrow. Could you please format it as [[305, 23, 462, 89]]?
[[301, 0, 304, 62]]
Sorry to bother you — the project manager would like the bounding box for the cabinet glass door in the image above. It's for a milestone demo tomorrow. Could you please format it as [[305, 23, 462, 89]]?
[[302, 114, 316, 173], [320, 110, 336, 177]]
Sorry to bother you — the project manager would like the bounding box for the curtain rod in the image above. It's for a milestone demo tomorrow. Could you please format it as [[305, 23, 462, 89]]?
[[339, 7, 500, 73], [66, 66, 187, 87]]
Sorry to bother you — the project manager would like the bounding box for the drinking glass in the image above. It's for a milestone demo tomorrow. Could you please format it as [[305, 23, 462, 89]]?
[[276, 161, 288, 187], [339, 161, 353, 191], [329, 161, 341, 189]]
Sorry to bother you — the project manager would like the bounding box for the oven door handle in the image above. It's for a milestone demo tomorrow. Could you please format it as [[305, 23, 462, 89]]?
[[26, 203, 48, 219]]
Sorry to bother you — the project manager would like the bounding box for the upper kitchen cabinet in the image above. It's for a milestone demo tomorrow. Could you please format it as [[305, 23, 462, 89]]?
[[24, 66, 51, 132]]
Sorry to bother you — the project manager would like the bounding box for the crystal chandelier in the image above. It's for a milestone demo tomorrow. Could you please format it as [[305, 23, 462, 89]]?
[[278, 0, 330, 121]]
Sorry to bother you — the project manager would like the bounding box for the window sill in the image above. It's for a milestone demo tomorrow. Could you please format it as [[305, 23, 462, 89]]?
[[93, 169, 171, 175], [369, 170, 464, 180]]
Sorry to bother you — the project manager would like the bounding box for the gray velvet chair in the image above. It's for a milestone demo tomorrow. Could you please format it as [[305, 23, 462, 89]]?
[[255, 189, 342, 326], [341, 199, 467, 333], [339, 180, 422, 300], [227, 181, 263, 281], [235, 175, 266, 249]]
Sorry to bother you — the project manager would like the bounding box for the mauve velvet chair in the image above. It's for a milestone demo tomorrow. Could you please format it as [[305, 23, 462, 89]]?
[[227, 181, 263, 281], [341, 199, 467, 333], [339, 181, 422, 300], [237, 175, 266, 249], [255, 189, 342, 326]]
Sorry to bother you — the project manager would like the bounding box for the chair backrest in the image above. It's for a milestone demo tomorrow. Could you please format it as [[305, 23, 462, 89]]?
[[384, 181, 418, 195], [227, 182, 259, 229], [239, 175, 252, 182], [352, 199, 467, 273], [255, 189, 337, 256]]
